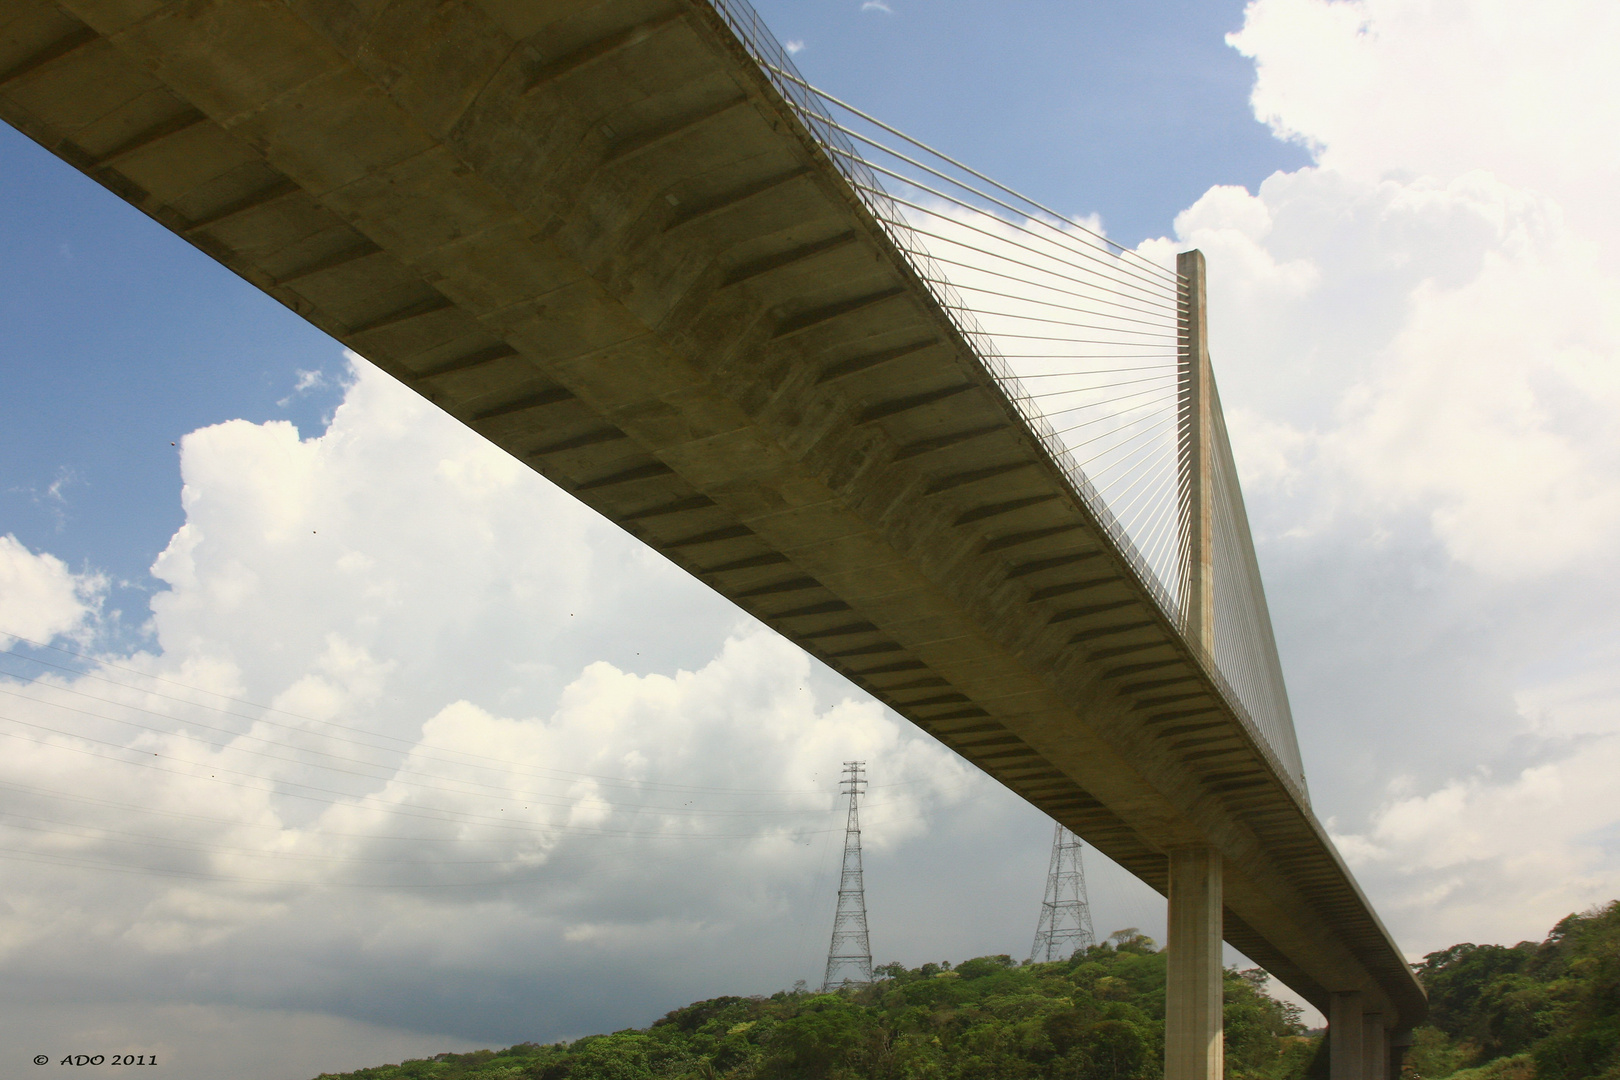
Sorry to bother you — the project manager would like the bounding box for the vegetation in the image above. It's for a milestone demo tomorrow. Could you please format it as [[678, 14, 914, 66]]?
[[312, 931, 1309, 1080], [1407, 901, 1619, 1080], [314, 900, 1620, 1080]]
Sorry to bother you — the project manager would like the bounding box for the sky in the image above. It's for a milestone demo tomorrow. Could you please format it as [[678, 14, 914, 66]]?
[[2, 0, 1619, 1077]]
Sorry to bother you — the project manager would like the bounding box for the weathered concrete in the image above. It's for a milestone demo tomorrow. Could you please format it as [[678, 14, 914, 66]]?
[[1165, 253, 1222, 1076], [1166, 846, 1223, 1080], [1176, 248, 1213, 653], [1332, 991, 1367, 1080], [0, 0, 1424, 1028], [1364, 1014, 1388, 1080]]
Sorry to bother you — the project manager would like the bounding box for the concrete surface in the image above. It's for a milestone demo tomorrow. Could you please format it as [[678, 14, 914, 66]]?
[[0, 0, 1423, 1031]]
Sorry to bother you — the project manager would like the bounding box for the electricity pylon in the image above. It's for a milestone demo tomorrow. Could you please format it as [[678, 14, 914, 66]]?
[[1030, 822, 1097, 962], [821, 761, 873, 991]]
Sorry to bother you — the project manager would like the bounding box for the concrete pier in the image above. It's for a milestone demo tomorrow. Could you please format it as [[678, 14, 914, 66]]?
[[1331, 991, 1366, 1080], [1364, 1012, 1388, 1080], [1166, 846, 1224, 1080]]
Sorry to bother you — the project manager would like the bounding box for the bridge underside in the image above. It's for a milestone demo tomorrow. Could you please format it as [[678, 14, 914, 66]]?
[[0, 0, 1422, 1026]]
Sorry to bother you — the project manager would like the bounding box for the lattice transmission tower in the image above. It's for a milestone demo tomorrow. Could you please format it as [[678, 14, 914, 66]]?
[[822, 761, 873, 991], [1030, 822, 1097, 962]]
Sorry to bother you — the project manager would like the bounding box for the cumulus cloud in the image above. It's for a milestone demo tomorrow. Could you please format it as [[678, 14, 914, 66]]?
[[1, 358, 1090, 1077], [1320, 626, 1620, 952], [276, 366, 331, 406], [1135, 0, 1620, 952], [1231, 0, 1620, 203], [0, 533, 101, 641], [1163, 168, 1620, 579], [13, 0, 1619, 1066]]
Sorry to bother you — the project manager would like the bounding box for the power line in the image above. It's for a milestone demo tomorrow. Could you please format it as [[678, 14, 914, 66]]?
[[0, 632, 840, 797], [0, 678, 833, 819], [0, 717, 840, 843], [0, 630, 965, 799], [1030, 822, 1096, 963], [821, 761, 873, 991]]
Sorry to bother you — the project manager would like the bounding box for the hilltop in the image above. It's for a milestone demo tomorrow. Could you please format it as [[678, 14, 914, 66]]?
[[312, 900, 1619, 1080], [1407, 900, 1618, 1080], [312, 932, 1310, 1080]]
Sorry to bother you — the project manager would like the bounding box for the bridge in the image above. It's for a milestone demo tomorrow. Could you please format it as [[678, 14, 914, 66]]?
[[0, 0, 1423, 1075]]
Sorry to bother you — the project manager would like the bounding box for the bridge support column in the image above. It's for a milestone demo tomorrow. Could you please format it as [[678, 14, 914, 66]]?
[[1389, 1030, 1414, 1080], [1330, 992, 1365, 1080], [1165, 845, 1223, 1080], [1363, 1014, 1387, 1080]]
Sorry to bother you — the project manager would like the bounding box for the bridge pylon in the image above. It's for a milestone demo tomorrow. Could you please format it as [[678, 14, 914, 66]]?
[[1166, 249, 1224, 1080], [0, 0, 1423, 1062]]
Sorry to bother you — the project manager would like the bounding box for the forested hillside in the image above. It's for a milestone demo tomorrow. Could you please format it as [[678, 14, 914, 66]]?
[[314, 901, 1619, 1080], [313, 931, 1310, 1080], [1407, 900, 1618, 1080]]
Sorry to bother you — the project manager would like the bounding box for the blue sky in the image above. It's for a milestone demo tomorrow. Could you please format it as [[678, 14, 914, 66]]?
[[751, 0, 1311, 242], [3, 1, 1620, 1077], [0, 0, 1303, 627], [0, 119, 347, 625]]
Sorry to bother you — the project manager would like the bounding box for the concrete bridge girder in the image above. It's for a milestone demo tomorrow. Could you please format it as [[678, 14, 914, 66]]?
[[0, 0, 1423, 1032]]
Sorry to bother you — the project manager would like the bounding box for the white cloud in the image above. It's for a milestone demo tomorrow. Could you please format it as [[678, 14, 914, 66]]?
[[14, 0, 1620, 1060], [0, 357, 1073, 1076], [1231, 0, 1620, 196], [145, 354, 606, 702], [292, 368, 326, 394], [1340, 634, 1620, 932], [0, 533, 101, 642], [277, 366, 330, 406], [8, 465, 82, 532], [1332, 726, 1620, 951], [1166, 167, 1620, 579], [1144, 0, 1620, 954]]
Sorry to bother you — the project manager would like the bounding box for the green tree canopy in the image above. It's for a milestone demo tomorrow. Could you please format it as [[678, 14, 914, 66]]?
[[1409, 901, 1620, 1080], [313, 939, 1309, 1080]]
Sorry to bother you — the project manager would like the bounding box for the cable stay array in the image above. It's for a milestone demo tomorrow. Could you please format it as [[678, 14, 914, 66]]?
[[0, 1, 1312, 896], [711, 0, 1309, 793], [748, 58, 1191, 625]]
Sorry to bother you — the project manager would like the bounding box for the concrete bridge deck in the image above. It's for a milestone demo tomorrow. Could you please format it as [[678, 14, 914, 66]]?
[[0, 0, 1424, 1050]]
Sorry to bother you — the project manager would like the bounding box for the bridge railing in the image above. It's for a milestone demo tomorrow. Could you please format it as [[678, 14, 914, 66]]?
[[705, 0, 1309, 799]]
